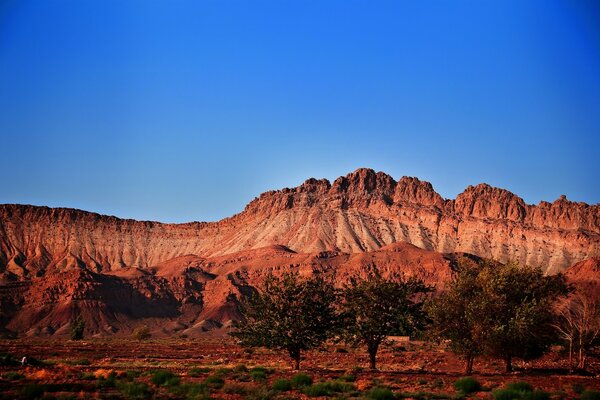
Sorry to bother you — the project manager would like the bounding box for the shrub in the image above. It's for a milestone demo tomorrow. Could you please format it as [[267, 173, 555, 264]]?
[[454, 377, 482, 394], [581, 391, 600, 400], [492, 389, 522, 400], [97, 373, 117, 389], [203, 375, 225, 389], [132, 325, 151, 340], [70, 316, 85, 340], [522, 391, 550, 400], [366, 386, 395, 400], [168, 383, 209, 399], [118, 381, 152, 399], [151, 370, 179, 387], [233, 364, 248, 372], [272, 378, 292, 391], [291, 372, 313, 387], [251, 369, 267, 382], [303, 380, 355, 397], [21, 383, 45, 399], [246, 386, 277, 400], [2, 371, 24, 380], [506, 382, 533, 393]]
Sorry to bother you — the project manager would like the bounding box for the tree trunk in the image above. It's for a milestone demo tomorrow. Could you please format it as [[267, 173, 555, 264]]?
[[289, 349, 301, 370], [368, 341, 380, 370], [568, 339, 573, 373], [505, 354, 513, 373], [465, 355, 474, 375]]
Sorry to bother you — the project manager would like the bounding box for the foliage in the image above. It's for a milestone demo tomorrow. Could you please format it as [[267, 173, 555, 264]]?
[[231, 271, 339, 369], [302, 380, 355, 397], [521, 391, 550, 400], [340, 271, 431, 369], [151, 370, 179, 387], [70, 316, 85, 341], [251, 369, 266, 382], [291, 373, 313, 387], [272, 378, 292, 391], [430, 258, 570, 373], [223, 383, 249, 395], [188, 367, 209, 377], [132, 325, 151, 340], [492, 389, 523, 400], [203, 375, 225, 389], [117, 381, 152, 399], [505, 382, 533, 393], [366, 386, 395, 400], [2, 371, 24, 380], [453, 377, 481, 394]]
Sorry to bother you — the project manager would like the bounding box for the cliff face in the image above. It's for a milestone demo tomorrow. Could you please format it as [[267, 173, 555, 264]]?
[[1, 168, 599, 280], [0, 168, 599, 337]]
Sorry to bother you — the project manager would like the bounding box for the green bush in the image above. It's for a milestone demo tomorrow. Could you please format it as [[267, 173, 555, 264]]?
[[118, 381, 152, 399], [151, 370, 179, 387], [522, 391, 550, 400], [251, 369, 267, 382], [492, 389, 522, 400], [339, 374, 356, 382], [303, 380, 355, 397], [21, 383, 45, 399], [246, 386, 277, 400], [97, 373, 117, 388], [506, 382, 533, 393], [2, 371, 24, 380], [291, 373, 313, 387], [272, 378, 292, 391], [70, 317, 85, 340], [233, 364, 248, 372], [203, 375, 225, 389], [366, 386, 395, 400], [132, 325, 151, 340], [168, 383, 209, 399], [454, 377, 481, 394], [581, 390, 600, 400]]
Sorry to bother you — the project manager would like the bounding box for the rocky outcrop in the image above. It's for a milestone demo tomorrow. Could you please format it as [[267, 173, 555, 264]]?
[[1, 168, 599, 281]]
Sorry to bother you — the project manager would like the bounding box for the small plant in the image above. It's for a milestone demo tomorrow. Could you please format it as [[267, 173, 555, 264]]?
[[21, 383, 45, 399], [522, 391, 550, 400], [251, 369, 267, 382], [506, 382, 533, 393], [246, 386, 277, 400], [272, 378, 292, 391], [492, 389, 522, 400], [2, 371, 24, 380], [132, 325, 151, 340], [233, 363, 248, 372], [188, 366, 210, 377], [291, 372, 313, 388], [151, 370, 179, 387], [79, 372, 96, 380], [339, 374, 356, 382], [581, 391, 600, 400], [118, 381, 152, 399], [203, 375, 225, 389], [168, 383, 209, 399], [65, 358, 91, 366], [366, 386, 395, 400], [454, 377, 482, 394], [70, 316, 85, 340]]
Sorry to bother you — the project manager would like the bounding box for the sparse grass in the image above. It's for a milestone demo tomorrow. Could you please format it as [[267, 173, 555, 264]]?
[[339, 374, 356, 382], [233, 363, 248, 372], [454, 377, 481, 394], [303, 380, 355, 397], [64, 358, 91, 366], [168, 383, 210, 399], [492, 389, 522, 400], [521, 391, 550, 400], [251, 369, 267, 382], [223, 382, 250, 395], [246, 386, 278, 400], [505, 382, 533, 393], [291, 372, 313, 388], [188, 366, 210, 377]]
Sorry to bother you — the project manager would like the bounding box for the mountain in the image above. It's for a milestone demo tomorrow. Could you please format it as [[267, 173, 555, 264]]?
[[0, 168, 599, 337]]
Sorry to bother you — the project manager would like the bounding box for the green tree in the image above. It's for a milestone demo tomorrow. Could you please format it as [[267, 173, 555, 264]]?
[[231, 272, 339, 370], [478, 260, 570, 372], [70, 316, 85, 341], [428, 259, 486, 375], [340, 272, 431, 370]]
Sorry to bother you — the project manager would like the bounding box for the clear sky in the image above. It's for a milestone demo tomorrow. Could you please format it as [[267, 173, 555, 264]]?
[[1, 0, 599, 223]]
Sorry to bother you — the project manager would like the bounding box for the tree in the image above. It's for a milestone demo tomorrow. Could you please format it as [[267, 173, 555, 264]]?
[[132, 325, 151, 340], [70, 316, 85, 341], [553, 291, 600, 372], [477, 260, 570, 372], [340, 272, 430, 370], [231, 272, 339, 370], [428, 259, 486, 375], [429, 258, 570, 374]]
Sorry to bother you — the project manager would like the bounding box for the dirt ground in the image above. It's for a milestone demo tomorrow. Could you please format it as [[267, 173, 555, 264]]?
[[0, 337, 598, 399]]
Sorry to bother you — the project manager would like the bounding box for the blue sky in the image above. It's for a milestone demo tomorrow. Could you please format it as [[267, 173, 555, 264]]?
[[1, 0, 599, 222]]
